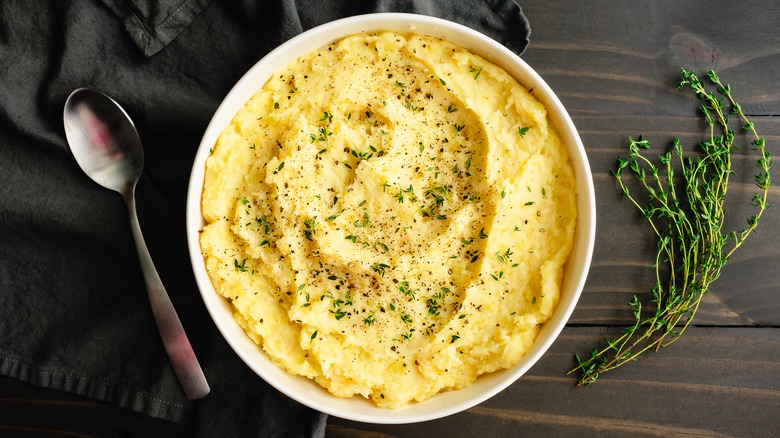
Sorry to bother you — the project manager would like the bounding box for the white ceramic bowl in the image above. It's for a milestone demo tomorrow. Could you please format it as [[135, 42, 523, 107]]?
[[186, 13, 595, 424]]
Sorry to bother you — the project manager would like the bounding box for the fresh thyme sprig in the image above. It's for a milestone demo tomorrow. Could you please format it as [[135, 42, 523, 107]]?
[[569, 68, 772, 386]]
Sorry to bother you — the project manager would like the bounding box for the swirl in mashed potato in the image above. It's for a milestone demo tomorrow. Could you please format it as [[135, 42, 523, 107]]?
[[200, 31, 576, 408]]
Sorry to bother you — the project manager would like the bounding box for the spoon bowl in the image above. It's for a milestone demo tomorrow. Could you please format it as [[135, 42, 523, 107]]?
[[63, 88, 210, 400], [64, 89, 143, 194]]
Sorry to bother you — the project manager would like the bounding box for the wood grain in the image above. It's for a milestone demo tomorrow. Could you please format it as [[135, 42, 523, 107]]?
[[2, 0, 778, 436], [0, 376, 188, 437], [520, 1, 780, 118], [328, 327, 780, 438], [327, 1, 780, 436], [572, 115, 780, 327]]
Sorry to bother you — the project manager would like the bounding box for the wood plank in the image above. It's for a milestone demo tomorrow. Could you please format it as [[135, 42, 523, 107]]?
[[568, 115, 780, 326], [1, 2, 778, 437], [0, 376, 188, 438], [515, 1, 780, 329], [520, 1, 780, 118], [327, 326, 780, 437]]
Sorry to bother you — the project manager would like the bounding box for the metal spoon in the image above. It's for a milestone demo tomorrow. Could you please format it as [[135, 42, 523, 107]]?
[[63, 88, 210, 400]]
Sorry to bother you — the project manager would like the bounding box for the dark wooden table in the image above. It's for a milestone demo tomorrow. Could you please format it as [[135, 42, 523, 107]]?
[[2, 1, 779, 436]]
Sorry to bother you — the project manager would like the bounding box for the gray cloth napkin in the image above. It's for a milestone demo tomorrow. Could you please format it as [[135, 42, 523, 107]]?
[[0, 0, 529, 435]]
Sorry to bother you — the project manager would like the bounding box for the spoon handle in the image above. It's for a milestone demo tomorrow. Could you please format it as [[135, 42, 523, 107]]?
[[124, 189, 210, 400]]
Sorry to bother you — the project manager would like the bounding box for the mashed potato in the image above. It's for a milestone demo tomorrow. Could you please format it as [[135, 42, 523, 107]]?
[[200, 31, 576, 408]]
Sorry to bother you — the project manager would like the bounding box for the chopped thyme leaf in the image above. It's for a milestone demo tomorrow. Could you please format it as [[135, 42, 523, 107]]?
[[363, 313, 376, 326], [469, 65, 483, 79], [319, 110, 333, 123], [371, 262, 390, 277], [439, 77, 447, 86], [452, 164, 461, 177], [518, 126, 531, 136], [351, 148, 374, 160], [354, 212, 371, 228], [420, 203, 446, 220], [426, 297, 441, 316], [496, 247, 513, 264], [320, 126, 331, 140], [399, 281, 416, 298], [326, 211, 343, 222], [396, 184, 415, 203], [375, 242, 389, 252], [420, 184, 451, 219], [234, 258, 248, 272], [311, 126, 332, 143], [256, 217, 271, 234], [424, 184, 450, 206], [303, 218, 317, 241]]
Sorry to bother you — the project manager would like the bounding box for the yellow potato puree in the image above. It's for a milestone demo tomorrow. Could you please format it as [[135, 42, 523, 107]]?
[[200, 31, 577, 408]]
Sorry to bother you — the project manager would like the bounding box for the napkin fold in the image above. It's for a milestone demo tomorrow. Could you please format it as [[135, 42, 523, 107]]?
[[0, 0, 529, 435], [98, 0, 213, 57]]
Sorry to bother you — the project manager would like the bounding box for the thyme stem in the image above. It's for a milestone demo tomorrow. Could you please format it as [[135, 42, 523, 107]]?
[[569, 68, 772, 386]]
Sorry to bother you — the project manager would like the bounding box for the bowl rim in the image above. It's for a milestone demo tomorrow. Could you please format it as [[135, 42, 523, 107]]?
[[186, 12, 595, 424]]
